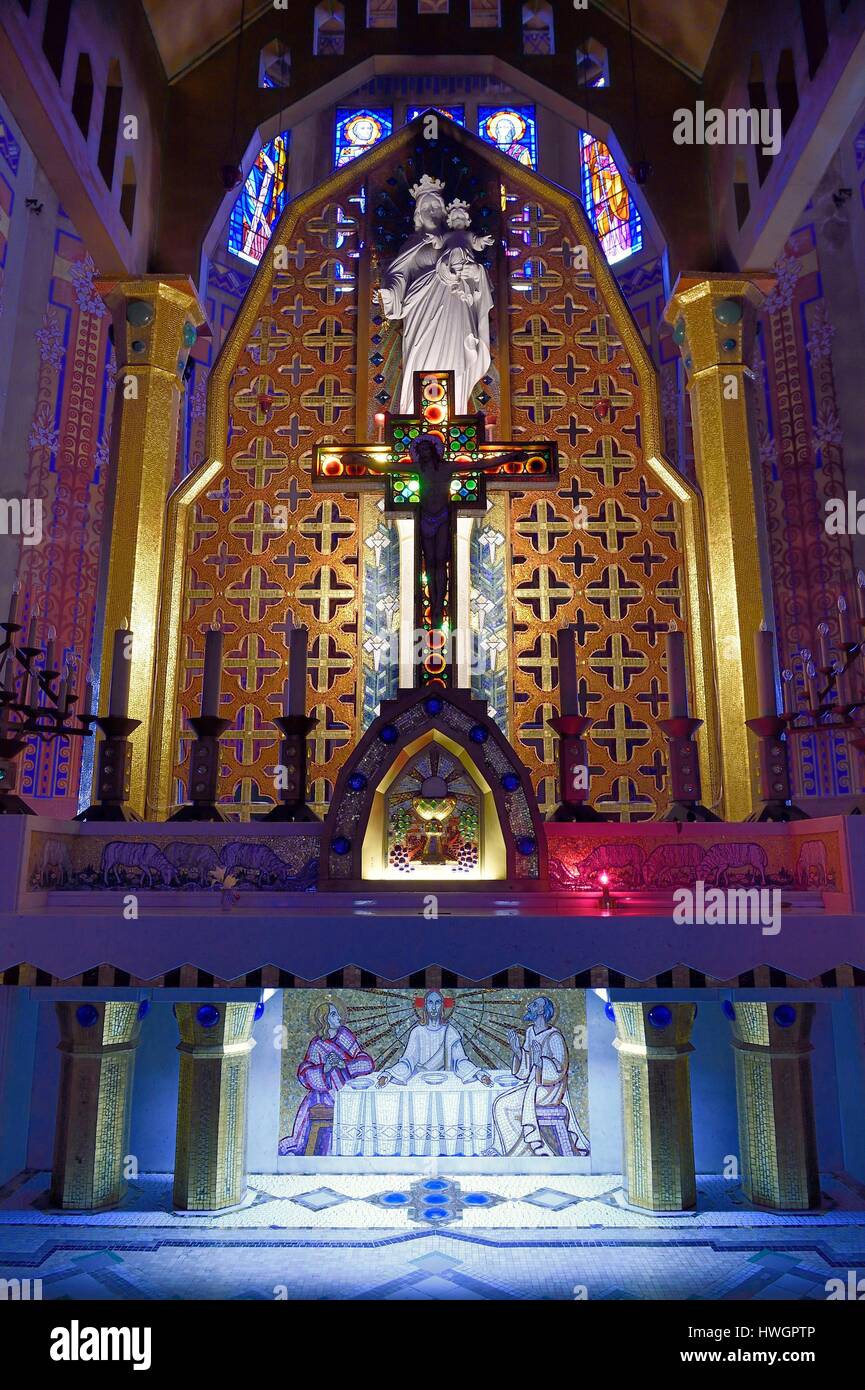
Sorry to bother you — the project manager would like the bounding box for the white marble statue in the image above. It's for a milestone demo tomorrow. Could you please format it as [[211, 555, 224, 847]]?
[[374, 175, 495, 415]]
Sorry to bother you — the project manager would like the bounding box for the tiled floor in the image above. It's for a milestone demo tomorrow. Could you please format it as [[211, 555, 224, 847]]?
[[1, 1171, 864, 1301]]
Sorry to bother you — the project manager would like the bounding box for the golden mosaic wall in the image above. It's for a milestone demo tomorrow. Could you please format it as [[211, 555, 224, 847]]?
[[167, 124, 710, 819], [174, 194, 365, 816], [503, 187, 692, 818]]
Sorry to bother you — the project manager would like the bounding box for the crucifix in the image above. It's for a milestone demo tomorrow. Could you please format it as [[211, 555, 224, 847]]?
[[313, 369, 559, 688]]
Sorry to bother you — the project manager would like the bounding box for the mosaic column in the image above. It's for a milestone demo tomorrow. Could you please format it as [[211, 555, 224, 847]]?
[[612, 1002, 697, 1212], [50, 1001, 146, 1211], [726, 1001, 820, 1210], [663, 274, 774, 821], [96, 276, 206, 816], [172, 1002, 258, 1212]]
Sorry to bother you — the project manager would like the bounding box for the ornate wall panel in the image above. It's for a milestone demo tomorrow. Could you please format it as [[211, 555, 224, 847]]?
[[503, 185, 694, 819], [173, 190, 364, 816], [752, 223, 858, 798]]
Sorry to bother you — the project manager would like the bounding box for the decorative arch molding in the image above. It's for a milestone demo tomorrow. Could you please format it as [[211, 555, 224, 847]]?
[[146, 111, 719, 820], [318, 686, 548, 890]]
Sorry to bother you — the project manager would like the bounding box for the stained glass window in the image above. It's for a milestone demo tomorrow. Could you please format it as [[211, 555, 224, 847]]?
[[477, 106, 537, 168], [406, 104, 466, 126], [334, 108, 393, 167], [579, 130, 642, 265], [228, 131, 289, 266]]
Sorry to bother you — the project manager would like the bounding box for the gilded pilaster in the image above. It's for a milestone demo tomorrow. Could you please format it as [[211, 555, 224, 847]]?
[[97, 276, 206, 816], [612, 1002, 697, 1212], [50, 1000, 146, 1211], [726, 1001, 820, 1210], [172, 1002, 257, 1211], [663, 274, 775, 820]]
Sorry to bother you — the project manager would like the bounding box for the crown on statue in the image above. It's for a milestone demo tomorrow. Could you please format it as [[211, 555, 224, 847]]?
[[409, 174, 447, 202], [446, 198, 472, 225]]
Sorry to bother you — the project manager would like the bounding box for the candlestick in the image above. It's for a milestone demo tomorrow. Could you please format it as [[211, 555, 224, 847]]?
[[805, 657, 819, 711], [45, 626, 56, 676], [857, 571, 865, 623], [108, 624, 132, 717], [557, 625, 578, 717], [781, 667, 796, 716], [82, 667, 95, 720], [56, 664, 69, 712], [665, 627, 689, 718], [6, 576, 20, 629], [285, 625, 308, 717], [201, 625, 224, 718], [25, 609, 38, 650], [374, 411, 386, 444], [754, 627, 777, 716], [838, 595, 856, 646], [816, 621, 832, 673]]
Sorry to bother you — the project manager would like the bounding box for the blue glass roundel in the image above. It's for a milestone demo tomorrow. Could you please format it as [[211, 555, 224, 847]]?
[[714, 297, 743, 325], [196, 1004, 220, 1029], [137, 1000, 150, 1020], [647, 1004, 672, 1029], [463, 1192, 491, 1205], [347, 772, 367, 792], [423, 1208, 447, 1220], [604, 1000, 616, 1023], [254, 1002, 265, 1021], [722, 1000, 736, 1021], [773, 1004, 797, 1029], [76, 1004, 99, 1028], [469, 724, 488, 744], [332, 835, 351, 856], [422, 1178, 448, 1191], [423, 1193, 448, 1204], [501, 772, 520, 792], [379, 724, 398, 744], [424, 696, 443, 716], [381, 1191, 410, 1205], [516, 835, 536, 856]]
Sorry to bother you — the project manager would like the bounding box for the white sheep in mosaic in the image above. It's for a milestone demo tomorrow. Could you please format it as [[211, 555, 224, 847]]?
[[696, 842, 767, 887]]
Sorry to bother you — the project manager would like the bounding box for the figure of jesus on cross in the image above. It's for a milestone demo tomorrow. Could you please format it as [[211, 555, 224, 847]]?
[[313, 370, 558, 687]]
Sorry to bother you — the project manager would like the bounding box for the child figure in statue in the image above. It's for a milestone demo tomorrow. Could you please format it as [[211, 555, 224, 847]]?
[[431, 199, 495, 306]]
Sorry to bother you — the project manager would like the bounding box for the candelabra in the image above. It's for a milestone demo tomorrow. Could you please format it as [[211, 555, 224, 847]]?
[[0, 621, 93, 815]]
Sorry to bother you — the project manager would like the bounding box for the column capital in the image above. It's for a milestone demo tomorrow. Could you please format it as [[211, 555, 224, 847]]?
[[663, 273, 775, 377], [726, 1000, 815, 1055], [96, 274, 208, 375]]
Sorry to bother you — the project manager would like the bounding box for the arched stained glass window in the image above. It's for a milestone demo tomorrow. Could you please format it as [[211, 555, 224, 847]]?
[[228, 131, 289, 266], [334, 107, 393, 166], [477, 106, 537, 168], [406, 104, 465, 126], [579, 130, 642, 265]]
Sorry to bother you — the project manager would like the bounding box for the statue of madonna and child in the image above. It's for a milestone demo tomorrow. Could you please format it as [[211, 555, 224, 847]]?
[[374, 174, 495, 416]]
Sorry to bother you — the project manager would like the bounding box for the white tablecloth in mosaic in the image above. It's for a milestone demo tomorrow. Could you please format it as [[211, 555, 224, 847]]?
[[333, 1071, 517, 1157]]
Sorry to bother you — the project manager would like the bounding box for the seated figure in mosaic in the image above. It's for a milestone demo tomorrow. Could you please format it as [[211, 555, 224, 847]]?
[[279, 1001, 374, 1156]]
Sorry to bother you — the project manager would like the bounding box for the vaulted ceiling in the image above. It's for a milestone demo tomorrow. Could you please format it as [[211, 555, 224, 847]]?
[[141, 0, 729, 83]]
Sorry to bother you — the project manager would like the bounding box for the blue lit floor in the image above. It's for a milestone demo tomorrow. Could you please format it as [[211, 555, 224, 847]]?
[[1, 1172, 864, 1300]]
